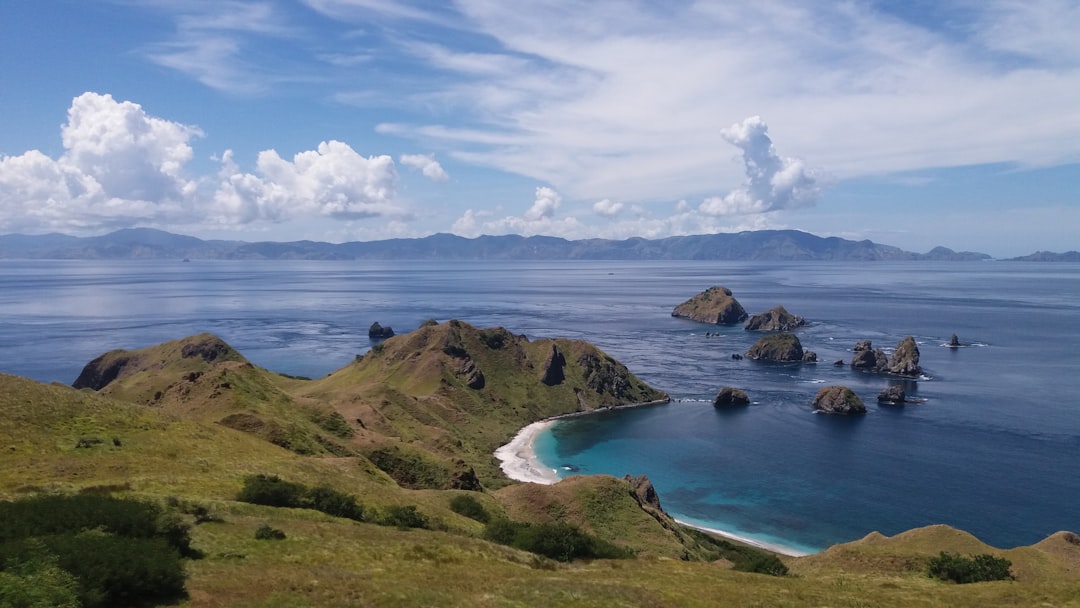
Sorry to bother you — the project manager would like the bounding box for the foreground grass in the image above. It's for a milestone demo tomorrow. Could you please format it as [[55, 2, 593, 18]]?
[[179, 506, 1080, 608]]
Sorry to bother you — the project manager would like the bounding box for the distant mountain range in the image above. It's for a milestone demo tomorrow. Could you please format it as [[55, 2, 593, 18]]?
[[0, 227, 1057, 261]]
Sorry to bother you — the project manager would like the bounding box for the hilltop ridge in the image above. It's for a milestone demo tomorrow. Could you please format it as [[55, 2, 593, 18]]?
[[0, 227, 995, 261]]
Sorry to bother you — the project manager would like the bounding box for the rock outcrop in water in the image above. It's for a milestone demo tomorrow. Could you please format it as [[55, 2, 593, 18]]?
[[368, 322, 395, 340], [887, 336, 922, 376], [746, 333, 804, 362], [813, 385, 866, 414], [714, 387, 750, 407], [850, 337, 922, 376], [850, 340, 888, 371], [744, 306, 806, 331], [877, 385, 907, 404], [671, 286, 748, 325]]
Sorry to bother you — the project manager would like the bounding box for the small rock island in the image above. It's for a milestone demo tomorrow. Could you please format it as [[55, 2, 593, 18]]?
[[714, 387, 750, 407], [744, 306, 806, 331], [851, 336, 922, 377], [813, 385, 866, 414], [746, 332, 816, 362], [671, 286, 748, 325]]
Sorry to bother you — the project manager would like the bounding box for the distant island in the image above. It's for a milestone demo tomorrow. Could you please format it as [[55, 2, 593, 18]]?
[[0, 227, 1008, 261]]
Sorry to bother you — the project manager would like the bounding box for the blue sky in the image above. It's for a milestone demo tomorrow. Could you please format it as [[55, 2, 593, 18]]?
[[1, 0, 1078, 257]]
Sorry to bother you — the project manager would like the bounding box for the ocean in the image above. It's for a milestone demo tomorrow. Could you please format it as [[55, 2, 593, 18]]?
[[2, 259, 1077, 553]]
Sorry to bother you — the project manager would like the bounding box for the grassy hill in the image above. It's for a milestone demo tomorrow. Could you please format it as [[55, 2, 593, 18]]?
[[2, 324, 1078, 607]]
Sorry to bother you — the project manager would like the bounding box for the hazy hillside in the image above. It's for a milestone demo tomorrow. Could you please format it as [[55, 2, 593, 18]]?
[[0, 227, 994, 261]]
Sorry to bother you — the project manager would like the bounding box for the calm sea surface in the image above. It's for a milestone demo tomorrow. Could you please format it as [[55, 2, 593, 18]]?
[[1, 259, 1077, 552]]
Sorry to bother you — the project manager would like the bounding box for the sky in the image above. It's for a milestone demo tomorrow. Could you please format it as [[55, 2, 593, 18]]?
[[1, 1, 1078, 257]]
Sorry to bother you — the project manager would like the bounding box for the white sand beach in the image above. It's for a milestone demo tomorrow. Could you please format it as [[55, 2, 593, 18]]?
[[494, 420, 560, 485], [673, 518, 811, 557], [495, 415, 813, 557]]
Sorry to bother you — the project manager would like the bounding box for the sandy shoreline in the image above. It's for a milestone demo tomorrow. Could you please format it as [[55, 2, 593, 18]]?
[[494, 403, 814, 558], [494, 419, 561, 484]]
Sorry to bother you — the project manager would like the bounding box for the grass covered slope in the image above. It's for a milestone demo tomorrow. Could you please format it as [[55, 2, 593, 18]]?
[[5, 327, 1080, 607], [298, 319, 667, 485]]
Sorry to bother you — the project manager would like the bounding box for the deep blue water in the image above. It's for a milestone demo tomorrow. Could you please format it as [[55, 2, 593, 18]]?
[[1, 259, 1078, 552]]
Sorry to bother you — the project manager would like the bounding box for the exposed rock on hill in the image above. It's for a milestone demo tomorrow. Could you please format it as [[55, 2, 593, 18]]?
[[672, 286, 748, 325], [746, 333, 804, 362], [744, 306, 806, 331], [625, 474, 663, 513], [714, 387, 750, 407], [813, 385, 866, 414], [541, 344, 566, 386], [73, 334, 242, 390]]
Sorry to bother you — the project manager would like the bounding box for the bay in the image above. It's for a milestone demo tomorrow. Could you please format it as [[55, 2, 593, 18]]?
[[1, 259, 1077, 553]]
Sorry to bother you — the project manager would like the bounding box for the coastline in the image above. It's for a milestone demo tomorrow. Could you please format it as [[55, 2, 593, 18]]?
[[494, 400, 814, 559]]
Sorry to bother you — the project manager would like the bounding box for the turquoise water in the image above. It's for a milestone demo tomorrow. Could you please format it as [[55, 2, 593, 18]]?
[[2, 259, 1078, 552]]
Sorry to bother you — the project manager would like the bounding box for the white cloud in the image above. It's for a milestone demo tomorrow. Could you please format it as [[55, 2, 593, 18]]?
[[699, 116, 821, 217], [451, 186, 582, 237], [213, 141, 402, 223], [0, 93, 200, 233], [523, 186, 560, 221], [592, 198, 624, 217], [399, 153, 449, 181], [0, 92, 410, 233]]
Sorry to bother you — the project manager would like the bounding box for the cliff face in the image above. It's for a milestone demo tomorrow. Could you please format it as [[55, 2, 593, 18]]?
[[672, 286, 748, 325]]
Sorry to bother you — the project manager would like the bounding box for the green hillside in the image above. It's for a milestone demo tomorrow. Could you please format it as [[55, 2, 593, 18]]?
[[1, 324, 1077, 607]]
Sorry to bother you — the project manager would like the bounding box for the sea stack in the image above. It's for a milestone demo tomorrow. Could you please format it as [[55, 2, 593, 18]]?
[[813, 386, 866, 414], [746, 332, 804, 362], [887, 336, 922, 376], [744, 306, 806, 331], [714, 387, 750, 407], [671, 286, 748, 325]]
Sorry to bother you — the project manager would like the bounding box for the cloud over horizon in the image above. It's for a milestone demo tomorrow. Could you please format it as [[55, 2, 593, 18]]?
[[699, 116, 821, 217], [0, 93, 418, 234]]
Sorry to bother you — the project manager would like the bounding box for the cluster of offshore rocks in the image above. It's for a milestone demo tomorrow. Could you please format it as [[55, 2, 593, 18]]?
[[675, 286, 937, 415]]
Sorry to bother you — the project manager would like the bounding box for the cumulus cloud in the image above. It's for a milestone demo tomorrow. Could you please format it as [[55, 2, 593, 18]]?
[[0, 92, 409, 233], [451, 186, 582, 237], [592, 198, 624, 217], [0, 92, 200, 232], [399, 153, 449, 180], [213, 141, 402, 223], [699, 116, 820, 217]]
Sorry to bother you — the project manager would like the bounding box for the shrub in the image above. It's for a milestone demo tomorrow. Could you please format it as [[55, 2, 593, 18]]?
[[305, 486, 365, 521], [237, 475, 366, 522], [448, 494, 490, 523], [367, 446, 451, 490], [483, 519, 632, 562], [379, 505, 429, 530], [0, 551, 81, 608], [928, 551, 1013, 584], [254, 524, 286, 540], [236, 474, 307, 508]]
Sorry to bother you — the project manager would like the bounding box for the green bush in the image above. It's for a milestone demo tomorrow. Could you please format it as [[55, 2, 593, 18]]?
[[236, 474, 307, 508], [482, 519, 632, 562], [366, 446, 451, 490], [928, 551, 1013, 584], [254, 524, 286, 540], [678, 526, 788, 576], [379, 505, 429, 530], [0, 551, 81, 608], [448, 494, 490, 523], [237, 475, 365, 522], [305, 486, 365, 521]]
